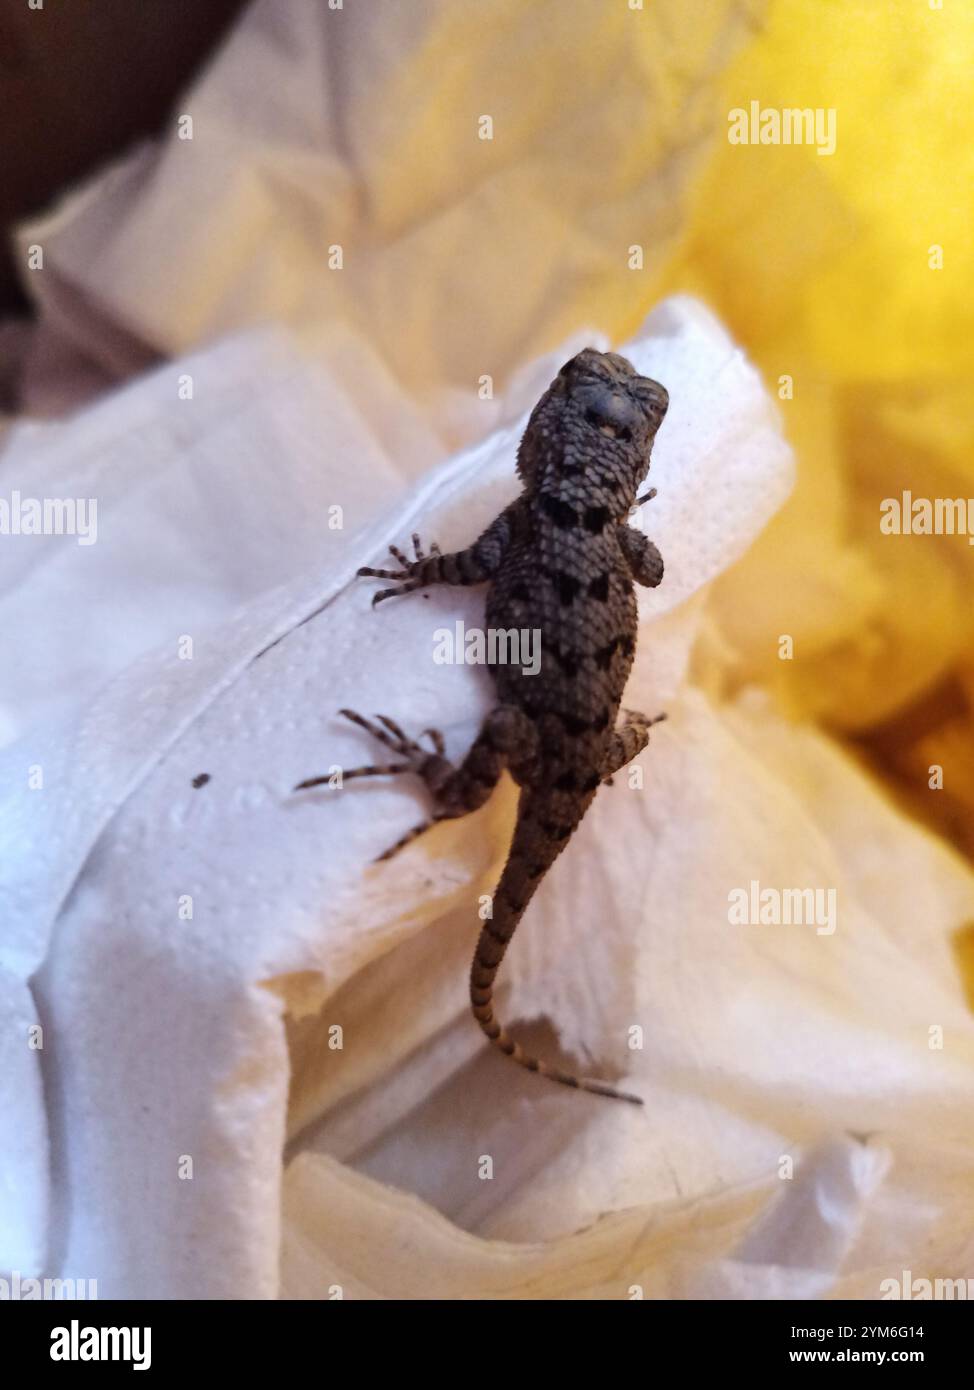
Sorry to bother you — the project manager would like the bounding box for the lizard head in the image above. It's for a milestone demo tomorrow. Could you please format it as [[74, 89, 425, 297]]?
[[517, 348, 668, 496]]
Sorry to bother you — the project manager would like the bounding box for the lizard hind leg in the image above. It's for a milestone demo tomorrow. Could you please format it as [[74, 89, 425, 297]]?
[[295, 703, 538, 861]]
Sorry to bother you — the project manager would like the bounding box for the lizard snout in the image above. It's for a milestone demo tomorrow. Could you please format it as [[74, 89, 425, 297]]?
[[581, 388, 640, 442]]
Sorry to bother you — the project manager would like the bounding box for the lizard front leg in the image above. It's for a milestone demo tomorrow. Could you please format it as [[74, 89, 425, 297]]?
[[295, 704, 538, 860], [600, 709, 667, 781], [358, 503, 520, 606], [618, 525, 664, 588]]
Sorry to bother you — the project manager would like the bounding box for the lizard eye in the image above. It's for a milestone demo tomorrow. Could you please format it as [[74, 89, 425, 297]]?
[[633, 377, 669, 415]]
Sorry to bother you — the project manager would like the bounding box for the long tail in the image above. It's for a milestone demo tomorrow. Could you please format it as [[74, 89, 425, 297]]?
[[469, 792, 643, 1105]]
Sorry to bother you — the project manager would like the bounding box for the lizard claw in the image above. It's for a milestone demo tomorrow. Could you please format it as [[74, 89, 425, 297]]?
[[338, 708, 429, 761]]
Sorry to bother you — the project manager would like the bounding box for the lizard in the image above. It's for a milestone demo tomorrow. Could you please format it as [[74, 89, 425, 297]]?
[[296, 348, 669, 1103]]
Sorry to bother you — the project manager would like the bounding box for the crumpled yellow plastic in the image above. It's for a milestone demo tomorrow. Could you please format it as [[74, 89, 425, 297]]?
[[662, 0, 974, 863]]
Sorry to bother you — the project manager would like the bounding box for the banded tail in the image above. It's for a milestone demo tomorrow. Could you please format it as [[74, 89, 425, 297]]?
[[469, 792, 643, 1105]]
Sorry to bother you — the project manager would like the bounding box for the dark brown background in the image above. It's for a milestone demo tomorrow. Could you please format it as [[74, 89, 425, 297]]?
[[0, 0, 249, 316]]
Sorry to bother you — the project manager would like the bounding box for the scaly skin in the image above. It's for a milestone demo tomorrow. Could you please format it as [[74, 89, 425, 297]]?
[[297, 349, 668, 1103]]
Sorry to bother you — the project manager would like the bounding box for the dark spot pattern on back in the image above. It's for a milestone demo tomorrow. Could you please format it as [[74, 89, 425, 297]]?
[[583, 505, 611, 533], [555, 571, 581, 606], [541, 493, 579, 529]]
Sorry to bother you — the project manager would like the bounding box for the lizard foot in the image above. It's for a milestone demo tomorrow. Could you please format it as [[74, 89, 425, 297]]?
[[294, 709, 454, 860], [295, 709, 448, 788], [357, 533, 442, 605]]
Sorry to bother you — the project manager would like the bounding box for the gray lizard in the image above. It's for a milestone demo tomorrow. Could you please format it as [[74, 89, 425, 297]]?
[[297, 349, 668, 1103]]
